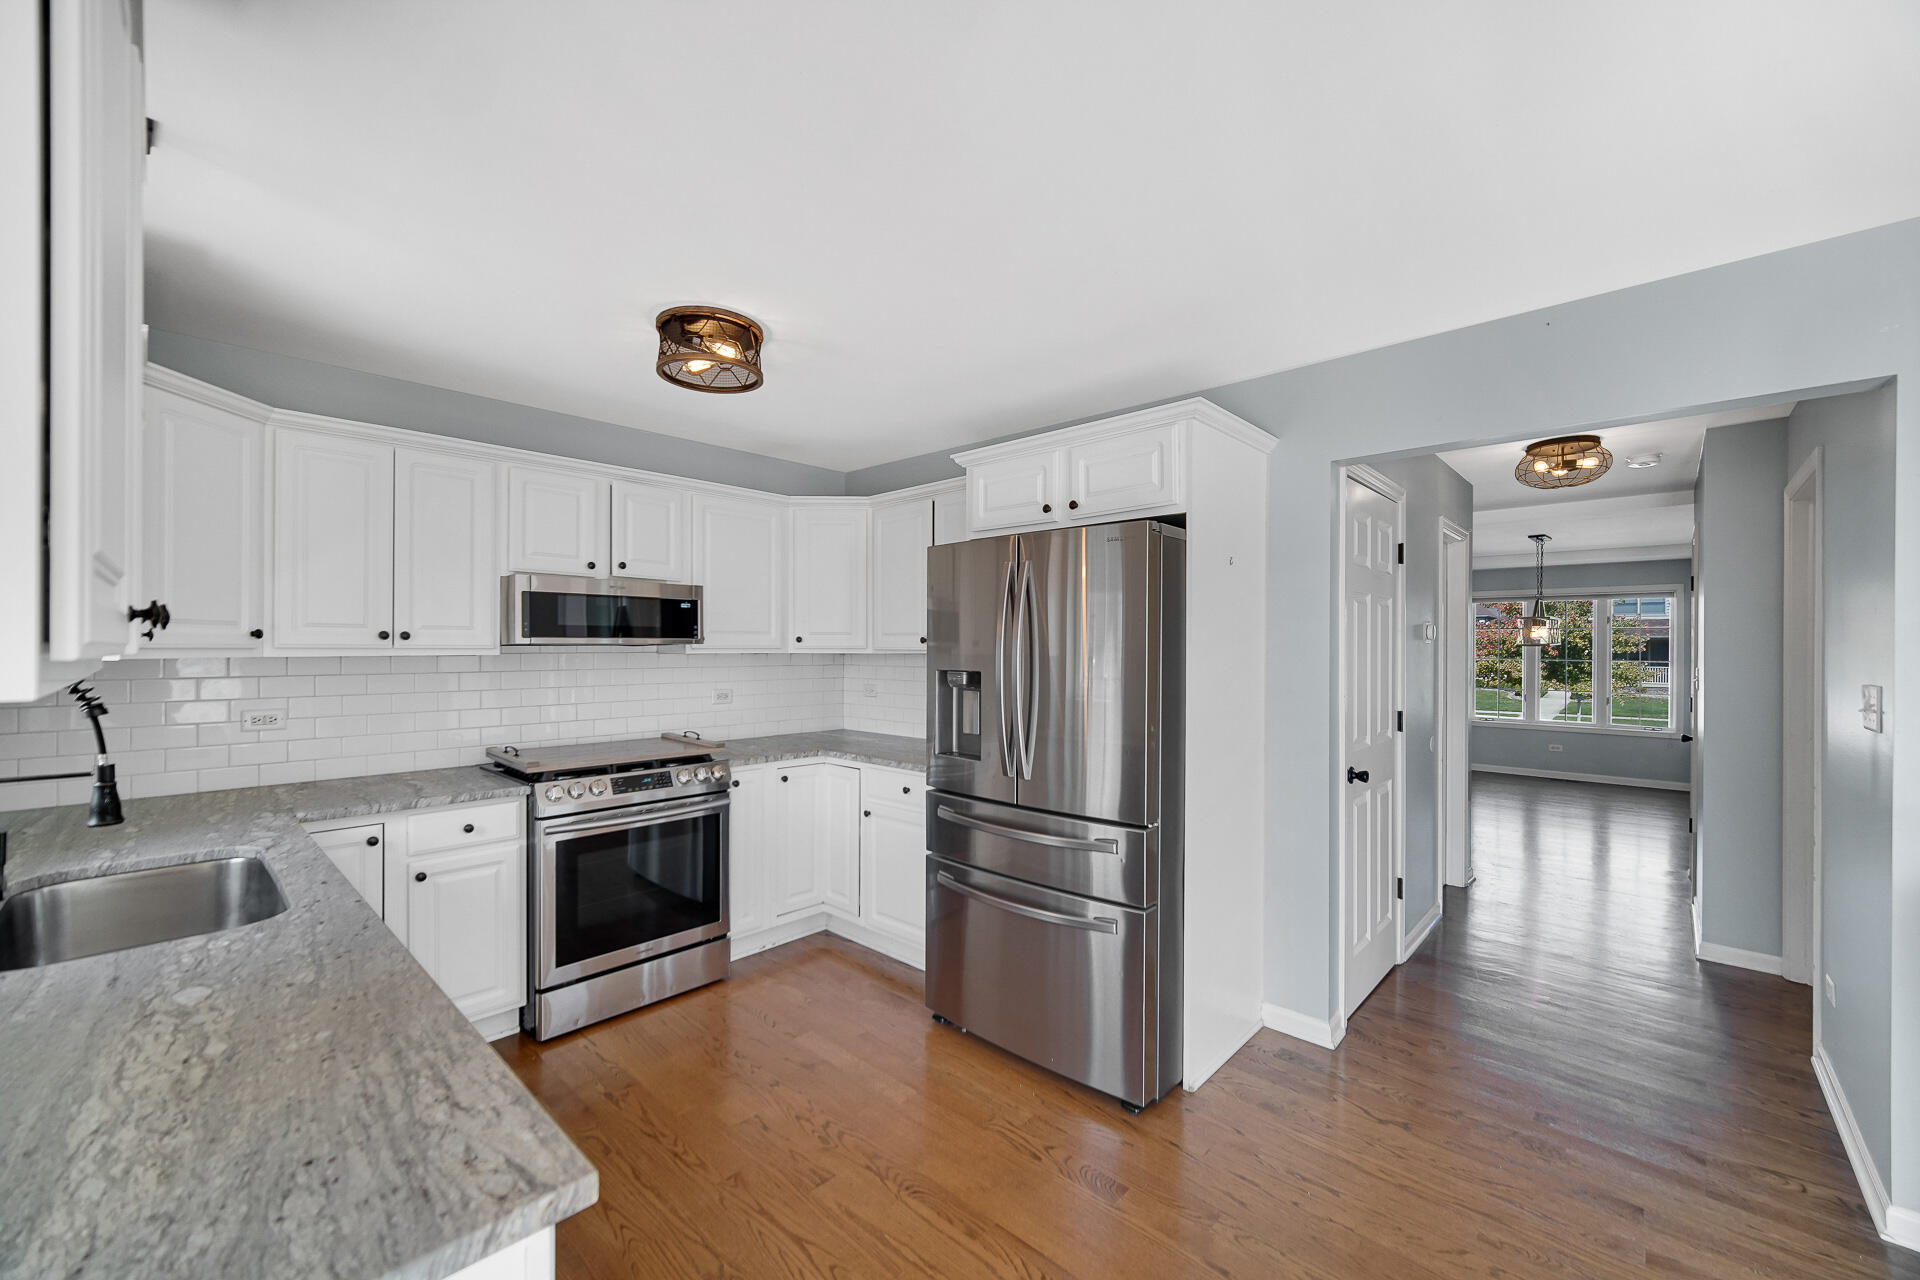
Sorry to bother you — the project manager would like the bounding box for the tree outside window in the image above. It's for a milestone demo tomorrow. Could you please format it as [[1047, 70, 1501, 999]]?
[[1471, 591, 1679, 733], [1474, 602, 1523, 719], [1539, 599, 1594, 723]]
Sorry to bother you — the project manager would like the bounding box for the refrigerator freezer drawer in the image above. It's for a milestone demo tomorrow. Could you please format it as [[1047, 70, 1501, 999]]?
[[926, 790, 1156, 907], [925, 857, 1168, 1107]]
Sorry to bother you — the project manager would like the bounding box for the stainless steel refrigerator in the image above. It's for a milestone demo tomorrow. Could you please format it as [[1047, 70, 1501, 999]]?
[[924, 518, 1184, 1110]]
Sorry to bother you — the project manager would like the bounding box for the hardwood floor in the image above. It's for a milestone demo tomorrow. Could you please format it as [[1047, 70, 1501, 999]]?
[[497, 773, 1916, 1278]]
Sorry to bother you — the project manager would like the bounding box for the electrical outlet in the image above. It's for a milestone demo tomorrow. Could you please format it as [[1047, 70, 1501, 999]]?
[[711, 687, 733, 706], [242, 710, 284, 731], [1826, 974, 1837, 1007], [1861, 684, 1884, 733], [863, 682, 879, 698], [1547, 743, 1564, 753]]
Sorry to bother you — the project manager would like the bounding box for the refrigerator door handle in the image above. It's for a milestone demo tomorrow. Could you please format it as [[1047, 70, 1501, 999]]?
[[995, 556, 1016, 778], [1017, 556, 1039, 779], [935, 870, 1120, 934], [934, 803, 1121, 855]]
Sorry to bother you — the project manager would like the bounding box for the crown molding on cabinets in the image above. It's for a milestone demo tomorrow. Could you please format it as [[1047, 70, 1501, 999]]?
[[145, 362, 273, 422], [951, 396, 1277, 468]]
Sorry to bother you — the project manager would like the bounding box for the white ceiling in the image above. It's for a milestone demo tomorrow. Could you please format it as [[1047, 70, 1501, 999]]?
[[143, 2, 1920, 472], [1472, 492, 1697, 568]]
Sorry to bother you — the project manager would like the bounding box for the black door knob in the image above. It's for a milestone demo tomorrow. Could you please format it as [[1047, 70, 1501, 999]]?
[[1042, 503, 1052, 513], [462, 823, 474, 833], [249, 628, 264, 639], [1346, 767, 1370, 784], [414, 871, 427, 882], [365, 835, 379, 847], [1068, 500, 1079, 510], [398, 631, 411, 641], [378, 630, 390, 640]]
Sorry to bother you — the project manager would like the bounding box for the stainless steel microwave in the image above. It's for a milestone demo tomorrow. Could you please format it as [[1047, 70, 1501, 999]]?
[[500, 573, 703, 646]]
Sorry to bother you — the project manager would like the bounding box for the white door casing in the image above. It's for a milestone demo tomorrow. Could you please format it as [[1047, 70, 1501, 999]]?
[[1440, 520, 1472, 888], [1782, 449, 1824, 1012], [1339, 467, 1404, 1019], [394, 448, 497, 650]]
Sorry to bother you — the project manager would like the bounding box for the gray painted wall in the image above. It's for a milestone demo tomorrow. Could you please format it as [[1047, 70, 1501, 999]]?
[[146, 330, 848, 496], [1787, 384, 1897, 1178], [1469, 558, 1693, 787], [840, 217, 1919, 1201], [1349, 455, 1473, 933], [1693, 422, 1786, 959]]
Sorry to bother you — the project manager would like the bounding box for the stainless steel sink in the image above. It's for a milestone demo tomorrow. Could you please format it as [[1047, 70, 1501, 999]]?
[[0, 856, 290, 970]]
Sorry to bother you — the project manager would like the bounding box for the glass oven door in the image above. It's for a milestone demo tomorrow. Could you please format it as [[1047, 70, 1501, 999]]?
[[535, 794, 729, 988]]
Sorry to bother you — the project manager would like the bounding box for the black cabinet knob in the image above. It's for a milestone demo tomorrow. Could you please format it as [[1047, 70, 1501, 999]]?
[[587, 561, 596, 570], [462, 823, 474, 833], [919, 636, 927, 644], [249, 628, 264, 640], [902, 785, 911, 794], [1346, 766, 1370, 784], [795, 636, 804, 643], [863, 810, 872, 818], [618, 561, 627, 570], [780, 775, 789, 782], [414, 871, 427, 882], [378, 630, 390, 640], [730, 780, 739, 789], [398, 631, 411, 641], [1068, 500, 1079, 510], [365, 835, 379, 847], [1042, 503, 1052, 513]]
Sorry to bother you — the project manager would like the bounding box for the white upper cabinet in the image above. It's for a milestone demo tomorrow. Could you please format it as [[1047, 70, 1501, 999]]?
[[1066, 423, 1184, 519], [139, 382, 266, 651], [870, 497, 932, 651], [43, 1, 145, 666], [610, 479, 687, 581], [394, 448, 497, 650], [506, 466, 609, 577], [931, 481, 969, 547], [967, 449, 1064, 534], [691, 493, 785, 650], [273, 428, 395, 649], [788, 504, 870, 651]]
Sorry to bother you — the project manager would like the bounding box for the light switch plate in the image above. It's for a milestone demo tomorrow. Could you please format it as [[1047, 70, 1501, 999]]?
[[712, 687, 734, 706], [1861, 683, 1884, 733]]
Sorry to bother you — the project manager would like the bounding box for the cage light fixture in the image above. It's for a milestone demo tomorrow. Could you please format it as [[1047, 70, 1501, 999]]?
[[1515, 433, 1611, 489], [656, 305, 764, 394], [1517, 533, 1560, 647]]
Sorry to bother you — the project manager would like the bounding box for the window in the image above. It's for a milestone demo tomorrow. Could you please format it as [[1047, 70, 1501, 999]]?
[[1472, 591, 1679, 733]]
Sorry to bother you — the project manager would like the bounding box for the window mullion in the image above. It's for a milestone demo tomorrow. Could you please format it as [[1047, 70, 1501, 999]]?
[[1523, 642, 1539, 721], [1594, 597, 1612, 727]]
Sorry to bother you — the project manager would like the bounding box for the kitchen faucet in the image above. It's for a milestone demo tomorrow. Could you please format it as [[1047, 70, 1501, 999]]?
[[0, 683, 124, 826]]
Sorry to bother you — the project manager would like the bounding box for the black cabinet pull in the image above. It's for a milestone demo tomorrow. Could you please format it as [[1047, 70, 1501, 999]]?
[[249, 628, 264, 640], [1068, 500, 1079, 510], [462, 823, 474, 833], [128, 599, 171, 641], [378, 630, 390, 640], [398, 631, 411, 641], [414, 871, 427, 882], [365, 835, 379, 847], [1041, 503, 1052, 513], [1346, 766, 1370, 784]]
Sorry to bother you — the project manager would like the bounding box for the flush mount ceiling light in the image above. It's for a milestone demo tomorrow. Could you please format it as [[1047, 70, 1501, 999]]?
[[1515, 433, 1612, 489], [1625, 452, 1664, 469], [1517, 533, 1561, 647], [655, 305, 764, 394]]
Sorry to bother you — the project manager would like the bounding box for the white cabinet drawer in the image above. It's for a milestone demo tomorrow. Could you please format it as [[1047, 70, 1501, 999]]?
[[860, 765, 925, 809], [403, 799, 525, 856]]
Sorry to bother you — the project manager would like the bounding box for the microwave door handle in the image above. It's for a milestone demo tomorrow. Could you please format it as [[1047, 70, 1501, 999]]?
[[995, 555, 1016, 779], [1017, 556, 1038, 780], [935, 870, 1119, 934], [933, 803, 1120, 855]]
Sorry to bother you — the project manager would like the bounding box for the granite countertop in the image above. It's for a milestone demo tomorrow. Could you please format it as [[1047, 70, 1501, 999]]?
[[722, 729, 927, 772], [0, 766, 597, 1280]]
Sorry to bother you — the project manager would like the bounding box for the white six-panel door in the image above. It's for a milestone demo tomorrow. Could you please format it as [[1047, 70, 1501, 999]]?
[[610, 479, 687, 581], [506, 466, 608, 576], [394, 448, 497, 650], [1341, 471, 1401, 1018], [141, 387, 265, 649], [273, 429, 395, 649]]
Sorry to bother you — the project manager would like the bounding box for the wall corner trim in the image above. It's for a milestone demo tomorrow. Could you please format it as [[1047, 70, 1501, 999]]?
[[1695, 940, 1785, 975], [1885, 1206, 1920, 1254], [1812, 1046, 1898, 1245], [1260, 1002, 1346, 1051], [1400, 902, 1443, 963]]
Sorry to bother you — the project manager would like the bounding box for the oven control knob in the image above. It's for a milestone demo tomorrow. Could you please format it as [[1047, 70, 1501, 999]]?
[[712, 764, 729, 782], [675, 768, 693, 785], [544, 784, 566, 803], [694, 766, 712, 782], [566, 781, 587, 800], [588, 778, 610, 797]]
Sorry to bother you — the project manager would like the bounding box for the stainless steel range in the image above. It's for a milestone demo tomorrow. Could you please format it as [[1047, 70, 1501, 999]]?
[[487, 737, 731, 1039]]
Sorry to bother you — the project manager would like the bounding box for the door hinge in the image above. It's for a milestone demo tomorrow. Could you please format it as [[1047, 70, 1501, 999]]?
[[1396, 541, 1405, 565], [1395, 876, 1404, 901], [1690, 574, 1695, 591], [1688, 818, 1694, 834], [1396, 709, 1404, 732]]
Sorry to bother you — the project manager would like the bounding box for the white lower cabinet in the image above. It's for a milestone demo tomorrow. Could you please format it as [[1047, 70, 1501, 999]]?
[[304, 798, 526, 1037], [771, 763, 859, 916], [859, 767, 927, 954], [726, 765, 771, 937]]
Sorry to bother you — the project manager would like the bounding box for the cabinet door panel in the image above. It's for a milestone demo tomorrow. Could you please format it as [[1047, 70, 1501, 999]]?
[[405, 840, 525, 1022], [870, 498, 931, 652], [773, 766, 822, 915], [506, 467, 608, 576], [395, 449, 497, 650], [610, 480, 687, 581], [273, 429, 394, 648], [967, 450, 1063, 534], [789, 505, 870, 650], [306, 823, 387, 919], [727, 767, 769, 937], [862, 801, 926, 950], [140, 387, 264, 649], [691, 494, 784, 650], [1067, 426, 1183, 518], [818, 764, 861, 916]]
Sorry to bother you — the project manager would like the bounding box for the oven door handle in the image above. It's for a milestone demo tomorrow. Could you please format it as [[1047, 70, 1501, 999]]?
[[539, 793, 729, 836]]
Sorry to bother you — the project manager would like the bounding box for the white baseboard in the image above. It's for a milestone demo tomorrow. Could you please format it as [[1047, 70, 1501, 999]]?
[[1888, 1206, 1920, 1253], [1471, 763, 1690, 792], [825, 915, 925, 971], [474, 1008, 522, 1041], [1696, 939, 1785, 975], [730, 912, 831, 960], [1812, 1046, 1895, 1242], [1260, 1002, 1345, 1051], [1400, 902, 1442, 962], [731, 912, 927, 973]]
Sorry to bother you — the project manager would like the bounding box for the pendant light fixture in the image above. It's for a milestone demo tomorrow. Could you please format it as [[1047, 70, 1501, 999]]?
[[1517, 533, 1560, 647], [1515, 434, 1611, 489], [655, 305, 765, 393]]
